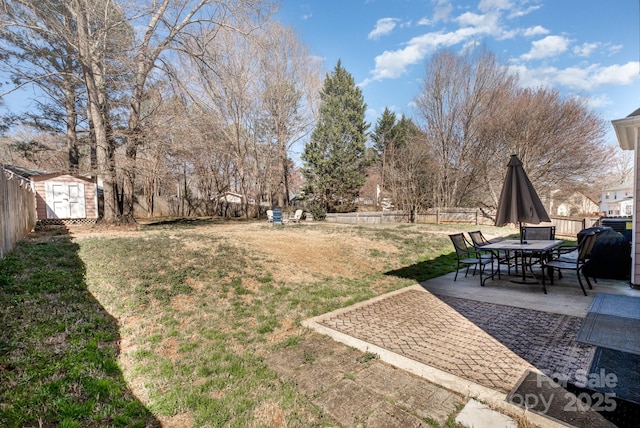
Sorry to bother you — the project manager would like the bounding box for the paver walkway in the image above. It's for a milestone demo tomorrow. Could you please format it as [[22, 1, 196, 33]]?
[[265, 333, 464, 427], [436, 294, 595, 383], [317, 288, 533, 393]]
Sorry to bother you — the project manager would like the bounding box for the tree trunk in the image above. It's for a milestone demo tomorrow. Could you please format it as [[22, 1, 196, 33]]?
[[63, 48, 79, 173], [73, 0, 119, 223]]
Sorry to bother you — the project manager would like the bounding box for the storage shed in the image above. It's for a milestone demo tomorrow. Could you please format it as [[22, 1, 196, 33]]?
[[3, 165, 99, 225]]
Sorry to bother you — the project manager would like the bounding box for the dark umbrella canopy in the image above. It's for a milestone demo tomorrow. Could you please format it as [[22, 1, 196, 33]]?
[[495, 154, 550, 227]]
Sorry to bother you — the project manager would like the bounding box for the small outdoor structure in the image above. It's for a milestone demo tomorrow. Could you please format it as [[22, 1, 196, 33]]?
[[612, 108, 640, 286], [3, 165, 99, 225], [217, 191, 243, 204]]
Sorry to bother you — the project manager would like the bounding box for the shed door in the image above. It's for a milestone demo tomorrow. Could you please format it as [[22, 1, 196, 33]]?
[[45, 182, 86, 219]]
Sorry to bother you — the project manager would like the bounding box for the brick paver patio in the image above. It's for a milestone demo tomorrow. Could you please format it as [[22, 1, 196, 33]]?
[[437, 294, 596, 382], [318, 288, 534, 392]]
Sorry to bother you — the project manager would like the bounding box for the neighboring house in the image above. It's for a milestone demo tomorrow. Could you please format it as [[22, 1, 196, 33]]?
[[599, 181, 634, 217], [549, 189, 600, 217], [3, 164, 99, 224], [216, 191, 243, 204]]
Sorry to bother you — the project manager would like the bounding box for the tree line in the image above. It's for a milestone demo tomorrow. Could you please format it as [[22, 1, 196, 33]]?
[[1, 0, 317, 222], [0, 1, 622, 223], [369, 47, 618, 221]]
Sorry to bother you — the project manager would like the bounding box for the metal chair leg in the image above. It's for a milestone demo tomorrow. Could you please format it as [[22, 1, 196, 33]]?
[[576, 270, 588, 296]]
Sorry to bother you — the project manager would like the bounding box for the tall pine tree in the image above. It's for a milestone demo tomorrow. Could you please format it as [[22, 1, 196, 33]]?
[[301, 60, 369, 213]]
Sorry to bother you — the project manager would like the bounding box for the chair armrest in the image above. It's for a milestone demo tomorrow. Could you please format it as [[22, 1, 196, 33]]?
[[549, 245, 579, 262], [553, 245, 577, 255]]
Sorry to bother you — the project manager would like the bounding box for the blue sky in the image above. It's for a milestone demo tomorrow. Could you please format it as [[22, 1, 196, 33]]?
[[276, 0, 640, 147], [2, 0, 638, 153]]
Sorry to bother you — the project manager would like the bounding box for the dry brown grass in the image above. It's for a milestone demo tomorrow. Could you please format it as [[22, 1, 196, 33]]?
[[2, 219, 518, 427]]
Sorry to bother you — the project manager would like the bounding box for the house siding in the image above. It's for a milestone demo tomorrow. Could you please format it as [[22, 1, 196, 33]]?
[[635, 148, 640, 286]]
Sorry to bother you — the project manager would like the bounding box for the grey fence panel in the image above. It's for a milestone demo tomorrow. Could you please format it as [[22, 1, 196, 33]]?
[[1, 171, 36, 259], [550, 217, 600, 238]]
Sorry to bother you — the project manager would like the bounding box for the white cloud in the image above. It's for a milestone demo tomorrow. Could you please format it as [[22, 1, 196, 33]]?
[[573, 93, 612, 110], [478, 0, 540, 18], [456, 11, 488, 27], [417, 17, 431, 26], [608, 44, 623, 55], [591, 62, 640, 87], [507, 64, 554, 88], [433, 0, 453, 22], [464, 10, 515, 41], [509, 61, 640, 92], [367, 27, 482, 81], [521, 35, 571, 60], [508, 4, 542, 18], [366, 6, 510, 83], [478, 0, 513, 12], [523, 25, 549, 37], [573, 42, 599, 57], [368, 17, 400, 40], [553, 65, 593, 89]]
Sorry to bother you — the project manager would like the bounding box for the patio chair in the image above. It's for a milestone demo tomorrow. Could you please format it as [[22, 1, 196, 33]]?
[[550, 228, 605, 284], [520, 225, 556, 271], [521, 225, 556, 241], [266, 209, 273, 223], [271, 209, 284, 225], [288, 209, 303, 223], [541, 232, 598, 296], [449, 233, 493, 282], [468, 230, 510, 277]]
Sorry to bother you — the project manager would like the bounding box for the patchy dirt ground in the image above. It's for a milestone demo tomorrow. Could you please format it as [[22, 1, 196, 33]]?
[[67, 220, 418, 282]]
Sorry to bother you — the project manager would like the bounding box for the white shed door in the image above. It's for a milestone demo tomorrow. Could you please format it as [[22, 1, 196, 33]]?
[[45, 182, 86, 219]]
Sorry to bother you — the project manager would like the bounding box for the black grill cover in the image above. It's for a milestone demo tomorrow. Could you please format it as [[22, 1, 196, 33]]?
[[581, 227, 631, 280]]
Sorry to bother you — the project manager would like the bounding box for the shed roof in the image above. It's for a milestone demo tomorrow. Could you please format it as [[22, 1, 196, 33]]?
[[3, 164, 47, 178], [3, 164, 95, 183]]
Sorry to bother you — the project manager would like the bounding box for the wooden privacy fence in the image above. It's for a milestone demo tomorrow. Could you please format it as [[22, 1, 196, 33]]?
[[325, 208, 494, 225], [325, 208, 601, 238], [1, 170, 36, 259]]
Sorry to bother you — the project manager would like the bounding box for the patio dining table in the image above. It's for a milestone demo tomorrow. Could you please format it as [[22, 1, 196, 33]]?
[[479, 239, 563, 293]]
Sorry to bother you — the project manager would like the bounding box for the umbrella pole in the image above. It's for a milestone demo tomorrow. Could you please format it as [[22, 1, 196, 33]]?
[[517, 221, 525, 281], [513, 221, 539, 283], [519, 222, 523, 244]]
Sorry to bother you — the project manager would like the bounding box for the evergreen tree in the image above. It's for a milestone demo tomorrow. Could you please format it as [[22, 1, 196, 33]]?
[[301, 60, 369, 213], [371, 107, 397, 157]]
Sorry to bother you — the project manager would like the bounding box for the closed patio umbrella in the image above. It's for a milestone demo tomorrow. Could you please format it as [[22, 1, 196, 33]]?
[[495, 154, 550, 243]]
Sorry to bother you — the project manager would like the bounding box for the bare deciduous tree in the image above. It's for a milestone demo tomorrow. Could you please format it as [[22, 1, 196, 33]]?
[[0, 1, 90, 172], [413, 46, 610, 218], [179, 20, 319, 217], [257, 22, 321, 208], [2, 0, 275, 222], [415, 47, 517, 208]]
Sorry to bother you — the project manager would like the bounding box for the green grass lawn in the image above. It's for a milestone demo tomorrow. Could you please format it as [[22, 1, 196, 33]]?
[[0, 221, 512, 427]]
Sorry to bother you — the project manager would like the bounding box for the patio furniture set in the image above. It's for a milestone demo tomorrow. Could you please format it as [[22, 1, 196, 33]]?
[[449, 226, 599, 295], [267, 208, 304, 224]]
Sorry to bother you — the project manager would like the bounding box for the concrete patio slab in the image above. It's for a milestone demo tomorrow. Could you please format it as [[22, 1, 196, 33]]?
[[456, 399, 517, 428], [421, 268, 638, 318], [299, 267, 638, 427]]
